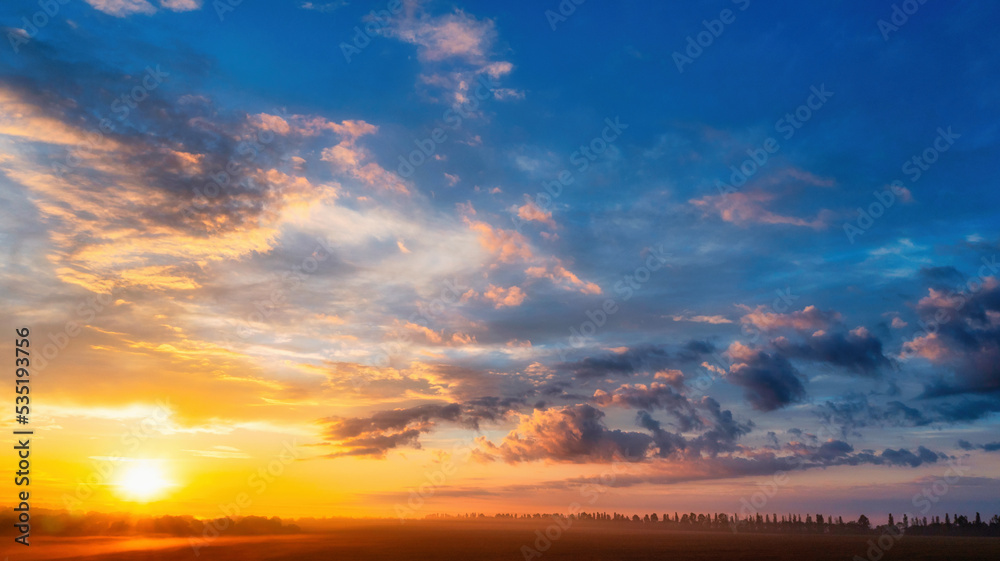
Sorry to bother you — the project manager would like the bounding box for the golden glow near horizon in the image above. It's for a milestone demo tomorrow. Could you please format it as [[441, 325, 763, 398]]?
[[114, 460, 176, 503]]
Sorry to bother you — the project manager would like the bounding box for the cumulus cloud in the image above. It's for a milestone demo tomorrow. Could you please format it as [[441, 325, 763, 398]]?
[[483, 284, 526, 308], [593, 383, 698, 430], [477, 404, 654, 463], [903, 276, 1000, 396], [771, 327, 892, 376], [726, 342, 807, 411]]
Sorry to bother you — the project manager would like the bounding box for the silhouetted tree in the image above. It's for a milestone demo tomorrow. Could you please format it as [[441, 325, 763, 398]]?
[[857, 515, 871, 530]]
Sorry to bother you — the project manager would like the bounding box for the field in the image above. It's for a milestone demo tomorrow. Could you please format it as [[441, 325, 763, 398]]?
[[7, 521, 999, 560]]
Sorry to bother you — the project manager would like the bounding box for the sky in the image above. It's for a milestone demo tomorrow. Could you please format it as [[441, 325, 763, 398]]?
[[0, 0, 999, 522]]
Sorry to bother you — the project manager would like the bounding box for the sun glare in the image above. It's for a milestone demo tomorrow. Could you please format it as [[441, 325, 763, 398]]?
[[115, 460, 174, 502]]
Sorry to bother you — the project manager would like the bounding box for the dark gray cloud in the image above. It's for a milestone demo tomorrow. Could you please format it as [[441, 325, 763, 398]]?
[[957, 440, 1000, 452], [320, 399, 520, 458], [910, 275, 1000, 397], [772, 329, 892, 376], [558, 341, 716, 379], [727, 347, 807, 411]]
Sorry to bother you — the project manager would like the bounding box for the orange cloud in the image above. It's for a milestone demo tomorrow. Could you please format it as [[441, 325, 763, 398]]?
[[515, 200, 556, 228], [526, 262, 601, 295], [465, 219, 534, 263], [483, 284, 527, 308]]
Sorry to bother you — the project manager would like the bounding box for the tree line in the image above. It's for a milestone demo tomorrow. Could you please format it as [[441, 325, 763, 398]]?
[[426, 511, 1000, 536]]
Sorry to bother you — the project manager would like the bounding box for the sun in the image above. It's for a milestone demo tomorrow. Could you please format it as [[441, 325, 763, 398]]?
[[114, 460, 174, 502]]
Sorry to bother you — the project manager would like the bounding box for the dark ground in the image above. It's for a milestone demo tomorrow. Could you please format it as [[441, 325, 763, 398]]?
[[8, 521, 999, 560]]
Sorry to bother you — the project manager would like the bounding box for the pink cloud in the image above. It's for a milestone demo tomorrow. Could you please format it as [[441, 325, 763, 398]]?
[[738, 304, 840, 332], [690, 190, 833, 229]]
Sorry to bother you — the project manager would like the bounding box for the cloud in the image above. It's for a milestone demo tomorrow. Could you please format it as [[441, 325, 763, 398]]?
[[319, 397, 522, 458], [317, 119, 410, 194], [903, 276, 1000, 396], [560, 344, 710, 380], [525, 261, 601, 294], [476, 404, 654, 463], [299, 1, 346, 12], [378, 2, 521, 104], [465, 218, 534, 263], [319, 403, 462, 457], [592, 383, 693, 415], [84, 0, 157, 17], [0, 87, 342, 292], [483, 284, 526, 308], [671, 314, 733, 324], [160, 0, 202, 11], [515, 200, 556, 228], [879, 446, 941, 468], [818, 393, 930, 437], [690, 191, 833, 229], [726, 342, 807, 411], [739, 304, 840, 332], [957, 440, 1000, 453], [771, 327, 892, 376], [381, 4, 496, 64], [562, 354, 638, 379]]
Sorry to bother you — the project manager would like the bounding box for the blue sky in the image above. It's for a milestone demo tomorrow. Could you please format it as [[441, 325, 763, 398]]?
[[1, 0, 999, 518]]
